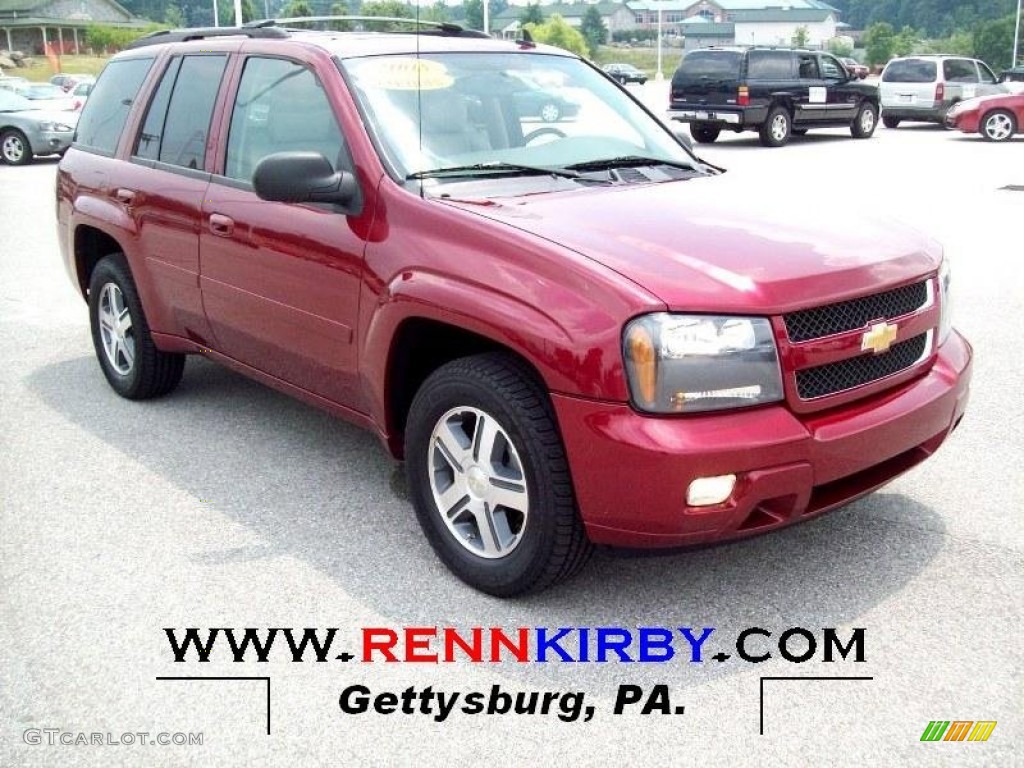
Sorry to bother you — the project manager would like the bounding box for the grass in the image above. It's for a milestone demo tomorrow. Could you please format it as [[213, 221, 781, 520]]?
[[593, 45, 684, 78], [16, 55, 110, 83]]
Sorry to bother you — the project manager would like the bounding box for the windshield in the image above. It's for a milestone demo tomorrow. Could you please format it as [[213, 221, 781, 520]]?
[[340, 52, 692, 181], [0, 89, 34, 112], [883, 59, 937, 83], [21, 84, 66, 99]]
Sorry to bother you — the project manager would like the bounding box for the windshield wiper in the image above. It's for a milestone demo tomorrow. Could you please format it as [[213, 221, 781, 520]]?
[[407, 162, 585, 181], [566, 155, 697, 172]]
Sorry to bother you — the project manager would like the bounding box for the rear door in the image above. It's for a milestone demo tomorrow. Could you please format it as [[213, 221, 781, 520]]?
[[976, 60, 1006, 97], [943, 58, 979, 104], [745, 50, 795, 117], [794, 52, 826, 123]]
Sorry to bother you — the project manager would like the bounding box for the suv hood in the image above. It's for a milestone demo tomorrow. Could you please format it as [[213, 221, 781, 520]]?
[[442, 177, 939, 314]]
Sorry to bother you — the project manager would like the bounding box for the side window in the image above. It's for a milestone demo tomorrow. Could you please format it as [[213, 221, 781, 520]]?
[[747, 51, 793, 79], [75, 57, 154, 155], [943, 58, 978, 83], [977, 61, 997, 84], [225, 57, 345, 183], [134, 57, 182, 161], [818, 55, 845, 80], [797, 54, 819, 79], [155, 55, 228, 169]]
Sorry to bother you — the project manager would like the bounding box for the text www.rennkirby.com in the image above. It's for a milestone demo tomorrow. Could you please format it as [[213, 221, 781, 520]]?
[[163, 626, 866, 665]]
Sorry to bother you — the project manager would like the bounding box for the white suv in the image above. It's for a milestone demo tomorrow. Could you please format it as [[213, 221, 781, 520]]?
[[880, 55, 1005, 128]]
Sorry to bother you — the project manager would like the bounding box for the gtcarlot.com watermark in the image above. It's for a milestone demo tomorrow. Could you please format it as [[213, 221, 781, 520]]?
[[23, 728, 203, 747]]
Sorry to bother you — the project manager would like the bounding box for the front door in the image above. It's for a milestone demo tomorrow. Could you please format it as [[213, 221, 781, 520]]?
[[795, 53, 828, 124], [199, 55, 368, 411], [817, 53, 859, 121]]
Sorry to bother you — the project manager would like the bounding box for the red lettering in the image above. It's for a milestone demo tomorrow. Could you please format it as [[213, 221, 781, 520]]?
[[361, 628, 398, 662], [443, 628, 483, 662], [490, 627, 529, 662], [404, 627, 438, 662]]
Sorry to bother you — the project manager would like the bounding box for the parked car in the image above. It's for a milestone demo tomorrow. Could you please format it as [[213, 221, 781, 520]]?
[[70, 81, 93, 111], [998, 66, 1024, 94], [14, 83, 76, 111], [945, 91, 1024, 141], [0, 89, 77, 164], [879, 55, 1004, 128], [668, 47, 880, 146], [603, 63, 647, 84], [0, 75, 29, 92], [57, 24, 970, 596], [510, 79, 580, 122], [50, 73, 94, 92], [841, 57, 868, 79]]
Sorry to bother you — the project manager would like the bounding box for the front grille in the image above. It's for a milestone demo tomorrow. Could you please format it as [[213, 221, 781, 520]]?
[[796, 333, 928, 399], [784, 281, 928, 343]]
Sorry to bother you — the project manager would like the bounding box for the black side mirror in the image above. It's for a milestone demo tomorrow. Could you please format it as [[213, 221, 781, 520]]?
[[253, 152, 359, 212]]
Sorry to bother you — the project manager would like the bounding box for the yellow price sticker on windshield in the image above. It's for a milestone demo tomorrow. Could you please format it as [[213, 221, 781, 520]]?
[[358, 58, 454, 90]]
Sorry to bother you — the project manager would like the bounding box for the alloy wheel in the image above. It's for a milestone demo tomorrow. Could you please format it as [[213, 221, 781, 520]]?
[[984, 113, 1013, 141], [2, 133, 25, 163], [97, 282, 136, 375], [771, 114, 788, 142], [427, 406, 529, 559]]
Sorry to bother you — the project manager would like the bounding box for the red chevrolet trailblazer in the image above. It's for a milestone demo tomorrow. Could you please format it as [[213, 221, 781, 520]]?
[[56, 20, 972, 595]]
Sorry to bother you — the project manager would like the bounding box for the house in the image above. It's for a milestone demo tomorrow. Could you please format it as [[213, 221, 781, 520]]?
[[0, 0, 147, 55], [627, 0, 842, 50], [492, 2, 637, 41]]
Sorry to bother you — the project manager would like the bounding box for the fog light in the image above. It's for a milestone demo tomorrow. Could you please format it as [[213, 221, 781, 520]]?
[[686, 474, 736, 506]]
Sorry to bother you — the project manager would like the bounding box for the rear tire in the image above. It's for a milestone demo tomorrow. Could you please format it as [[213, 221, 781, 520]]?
[[759, 106, 791, 147], [851, 102, 878, 138], [690, 123, 721, 144], [980, 109, 1016, 142], [405, 353, 592, 596], [882, 114, 900, 129], [88, 254, 185, 399]]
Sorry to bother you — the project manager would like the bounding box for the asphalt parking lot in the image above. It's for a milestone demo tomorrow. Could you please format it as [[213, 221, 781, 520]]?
[[1, 88, 1022, 766]]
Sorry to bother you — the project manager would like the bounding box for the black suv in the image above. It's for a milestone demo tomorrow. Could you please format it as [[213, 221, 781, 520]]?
[[668, 47, 880, 147]]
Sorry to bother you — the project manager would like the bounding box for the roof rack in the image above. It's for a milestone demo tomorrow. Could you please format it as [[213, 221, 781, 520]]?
[[125, 25, 288, 49], [125, 17, 490, 49]]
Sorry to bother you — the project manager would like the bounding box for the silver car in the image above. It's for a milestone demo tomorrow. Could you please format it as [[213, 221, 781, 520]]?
[[0, 89, 78, 165], [880, 55, 1005, 128]]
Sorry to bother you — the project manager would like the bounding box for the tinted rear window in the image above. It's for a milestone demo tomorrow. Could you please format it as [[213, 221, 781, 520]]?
[[675, 51, 742, 81], [747, 51, 793, 79], [882, 59, 937, 83], [75, 57, 154, 155]]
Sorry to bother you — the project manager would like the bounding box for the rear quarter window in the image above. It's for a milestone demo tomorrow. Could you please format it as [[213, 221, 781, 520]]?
[[746, 51, 793, 80], [75, 57, 154, 155], [882, 59, 937, 83]]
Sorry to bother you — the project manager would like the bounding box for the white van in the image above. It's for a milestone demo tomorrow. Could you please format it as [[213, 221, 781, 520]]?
[[880, 55, 1005, 127]]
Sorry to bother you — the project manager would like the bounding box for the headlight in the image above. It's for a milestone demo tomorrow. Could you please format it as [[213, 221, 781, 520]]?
[[623, 313, 784, 413], [39, 121, 73, 132], [937, 258, 953, 345]]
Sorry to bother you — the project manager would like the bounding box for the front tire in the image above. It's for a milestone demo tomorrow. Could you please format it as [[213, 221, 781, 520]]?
[[405, 353, 592, 596], [759, 106, 791, 147], [851, 102, 878, 138], [690, 123, 721, 144], [1, 129, 32, 165], [980, 109, 1016, 142], [88, 254, 185, 399]]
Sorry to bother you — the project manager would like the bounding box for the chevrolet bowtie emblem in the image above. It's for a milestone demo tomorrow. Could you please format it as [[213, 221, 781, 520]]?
[[861, 321, 898, 354]]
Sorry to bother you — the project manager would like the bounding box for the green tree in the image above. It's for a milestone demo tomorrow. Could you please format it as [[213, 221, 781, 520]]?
[[827, 38, 853, 57], [283, 0, 313, 18], [463, 0, 483, 30], [525, 14, 588, 58], [863, 21, 895, 66], [520, 2, 544, 27], [791, 25, 810, 48], [424, 0, 449, 23], [892, 25, 917, 56], [328, 2, 354, 30], [164, 3, 184, 26], [973, 14, 1016, 71], [579, 5, 607, 57]]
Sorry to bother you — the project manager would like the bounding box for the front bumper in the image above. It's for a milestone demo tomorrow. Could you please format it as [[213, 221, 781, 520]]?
[[945, 110, 980, 132], [30, 128, 74, 157], [553, 331, 972, 548]]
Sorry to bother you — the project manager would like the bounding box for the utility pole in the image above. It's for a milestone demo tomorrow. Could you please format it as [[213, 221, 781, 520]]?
[[213, 0, 219, 26], [656, 2, 663, 80], [1014, 0, 1022, 67], [234, 0, 243, 25]]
